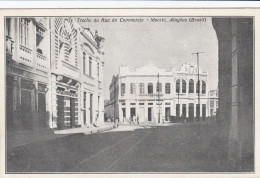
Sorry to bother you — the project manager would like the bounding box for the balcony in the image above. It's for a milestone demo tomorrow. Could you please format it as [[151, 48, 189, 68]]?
[[36, 52, 47, 70], [19, 44, 33, 66], [138, 93, 164, 99], [6, 36, 14, 59]]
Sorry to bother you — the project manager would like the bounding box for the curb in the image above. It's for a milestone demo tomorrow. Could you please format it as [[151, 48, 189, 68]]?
[[83, 125, 114, 135]]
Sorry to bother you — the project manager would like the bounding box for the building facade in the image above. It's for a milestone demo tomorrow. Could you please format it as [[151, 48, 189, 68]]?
[[105, 63, 209, 124], [212, 18, 253, 167], [6, 17, 50, 132], [208, 90, 218, 117], [6, 17, 105, 132], [48, 17, 105, 129]]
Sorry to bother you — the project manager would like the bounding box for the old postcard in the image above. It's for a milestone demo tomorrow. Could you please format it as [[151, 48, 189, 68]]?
[[0, 8, 258, 178]]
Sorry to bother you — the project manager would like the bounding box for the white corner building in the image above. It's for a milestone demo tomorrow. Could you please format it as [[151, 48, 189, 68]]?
[[105, 63, 210, 124]]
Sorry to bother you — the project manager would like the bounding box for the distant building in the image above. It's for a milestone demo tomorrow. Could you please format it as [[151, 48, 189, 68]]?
[[5, 17, 105, 132], [208, 90, 218, 116], [105, 63, 210, 124]]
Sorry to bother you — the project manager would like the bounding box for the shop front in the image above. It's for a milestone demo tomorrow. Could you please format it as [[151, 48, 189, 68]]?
[[6, 65, 49, 132], [51, 74, 80, 130]]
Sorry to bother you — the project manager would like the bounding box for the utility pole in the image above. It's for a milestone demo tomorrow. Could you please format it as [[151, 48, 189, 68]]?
[[192, 52, 204, 122]]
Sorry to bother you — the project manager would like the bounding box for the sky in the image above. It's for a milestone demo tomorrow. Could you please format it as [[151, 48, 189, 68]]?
[[79, 17, 219, 100]]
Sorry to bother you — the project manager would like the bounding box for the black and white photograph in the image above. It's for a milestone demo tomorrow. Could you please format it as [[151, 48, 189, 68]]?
[[4, 12, 254, 174]]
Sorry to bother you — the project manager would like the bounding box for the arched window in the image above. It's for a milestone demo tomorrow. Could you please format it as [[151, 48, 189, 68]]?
[[202, 81, 206, 94], [165, 83, 171, 94], [182, 80, 186, 93], [130, 83, 136, 94], [176, 79, 180, 93], [148, 83, 153, 94], [139, 83, 144, 94], [121, 83, 125, 96], [196, 81, 200, 93], [189, 79, 194, 93], [156, 83, 162, 93]]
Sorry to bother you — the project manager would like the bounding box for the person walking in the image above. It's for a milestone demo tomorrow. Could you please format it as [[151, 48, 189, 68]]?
[[137, 115, 139, 125], [94, 114, 99, 127]]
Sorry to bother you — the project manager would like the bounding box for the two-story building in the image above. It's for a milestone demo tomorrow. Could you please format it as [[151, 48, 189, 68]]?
[[6, 17, 50, 132], [105, 63, 209, 124], [6, 17, 105, 132]]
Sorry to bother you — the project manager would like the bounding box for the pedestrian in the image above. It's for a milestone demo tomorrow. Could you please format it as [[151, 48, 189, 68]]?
[[137, 115, 139, 125], [133, 114, 136, 124]]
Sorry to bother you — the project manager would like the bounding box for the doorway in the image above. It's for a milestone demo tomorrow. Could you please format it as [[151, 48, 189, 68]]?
[[165, 107, 170, 121], [148, 107, 152, 121], [6, 76, 13, 130], [196, 104, 200, 119], [21, 89, 33, 130], [202, 104, 206, 119], [90, 94, 93, 124], [130, 108, 136, 119], [38, 92, 46, 128], [83, 92, 86, 125], [182, 104, 186, 118], [176, 104, 180, 117], [189, 103, 194, 120], [122, 108, 126, 118], [70, 98, 76, 128], [57, 95, 65, 130]]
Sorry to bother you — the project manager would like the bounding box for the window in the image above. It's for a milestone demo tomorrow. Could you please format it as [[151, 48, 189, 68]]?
[[196, 81, 200, 93], [83, 92, 86, 108], [182, 80, 186, 93], [121, 83, 125, 96], [89, 57, 92, 77], [148, 83, 153, 94], [19, 18, 29, 47], [139, 83, 144, 94], [176, 104, 180, 117], [97, 63, 100, 81], [83, 52, 86, 74], [176, 79, 180, 93], [165, 83, 171, 94], [6, 18, 11, 36], [210, 100, 214, 107], [189, 79, 194, 93], [156, 82, 162, 93], [130, 83, 136, 94], [202, 81, 206, 94]]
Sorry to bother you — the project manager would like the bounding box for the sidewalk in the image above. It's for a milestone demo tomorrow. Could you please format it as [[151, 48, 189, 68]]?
[[7, 123, 115, 149], [54, 123, 115, 135]]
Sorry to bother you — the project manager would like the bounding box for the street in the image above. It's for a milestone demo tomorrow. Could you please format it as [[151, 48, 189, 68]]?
[[7, 121, 253, 173]]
